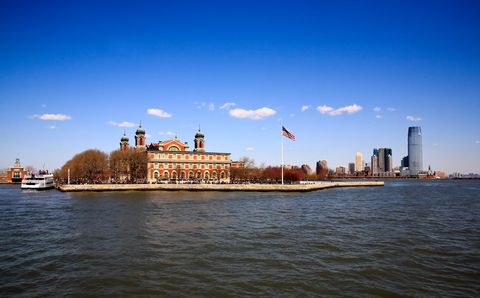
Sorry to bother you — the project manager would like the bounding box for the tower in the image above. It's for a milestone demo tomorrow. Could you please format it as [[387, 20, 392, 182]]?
[[408, 126, 423, 175], [135, 123, 146, 150], [356, 152, 363, 172], [120, 131, 129, 151], [194, 126, 205, 152]]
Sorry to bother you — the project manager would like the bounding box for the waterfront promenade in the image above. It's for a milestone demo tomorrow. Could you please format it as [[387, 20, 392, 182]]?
[[57, 181, 383, 192]]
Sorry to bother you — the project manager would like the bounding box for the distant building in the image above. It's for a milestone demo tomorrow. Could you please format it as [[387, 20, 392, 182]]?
[[348, 162, 355, 175], [301, 164, 313, 175], [316, 160, 327, 175], [0, 158, 27, 183], [374, 148, 392, 173], [336, 166, 346, 175], [356, 152, 363, 172], [408, 126, 423, 175]]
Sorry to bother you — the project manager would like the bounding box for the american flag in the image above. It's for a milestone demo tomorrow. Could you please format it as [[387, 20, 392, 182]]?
[[282, 126, 295, 141]]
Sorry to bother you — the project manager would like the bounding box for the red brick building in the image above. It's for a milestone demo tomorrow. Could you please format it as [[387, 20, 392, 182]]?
[[1, 158, 27, 183], [145, 128, 231, 182]]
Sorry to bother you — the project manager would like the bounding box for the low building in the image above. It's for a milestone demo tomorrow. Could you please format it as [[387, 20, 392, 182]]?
[[1, 159, 27, 183]]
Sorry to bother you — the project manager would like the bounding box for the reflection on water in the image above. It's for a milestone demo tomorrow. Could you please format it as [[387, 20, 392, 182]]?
[[1, 180, 479, 297]]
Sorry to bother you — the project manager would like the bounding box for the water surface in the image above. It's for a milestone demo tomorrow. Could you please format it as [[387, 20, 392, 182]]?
[[1, 180, 479, 297]]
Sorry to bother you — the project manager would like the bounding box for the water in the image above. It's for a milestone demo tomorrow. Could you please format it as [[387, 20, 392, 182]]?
[[1, 180, 479, 297]]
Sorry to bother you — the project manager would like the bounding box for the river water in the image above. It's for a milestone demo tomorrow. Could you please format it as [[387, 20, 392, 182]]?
[[1, 180, 479, 297]]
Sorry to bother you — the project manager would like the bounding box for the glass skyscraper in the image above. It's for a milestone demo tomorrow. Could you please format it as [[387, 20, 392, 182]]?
[[408, 126, 423, 175]]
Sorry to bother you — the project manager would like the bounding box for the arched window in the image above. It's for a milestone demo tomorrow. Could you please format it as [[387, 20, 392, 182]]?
[[212, 171, 217, 179], [180, 171, 186, 179], [172, 172, 177, 179], [205, 172, 209, 179], [221, 172, 225, 179], [196, 172, 201, 179], [154, 171, 159, 179], [163, 171, 169, 178], [189, 171, 194, 179]]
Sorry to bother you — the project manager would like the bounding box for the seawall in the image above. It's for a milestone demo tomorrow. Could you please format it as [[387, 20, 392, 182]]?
[[57, 181, 384, 192]]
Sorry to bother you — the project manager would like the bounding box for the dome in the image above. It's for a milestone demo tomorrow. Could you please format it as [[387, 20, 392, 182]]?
[[121, 133, 129, 142], [136, 124, 145, 135], [195, 128, 204, 138]]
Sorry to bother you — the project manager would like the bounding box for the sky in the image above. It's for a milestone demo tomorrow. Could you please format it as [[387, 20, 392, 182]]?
[[1, 0, 479, 174]]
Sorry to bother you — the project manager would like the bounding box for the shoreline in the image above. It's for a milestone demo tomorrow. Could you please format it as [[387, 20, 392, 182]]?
[[57, 181, 384, 192]]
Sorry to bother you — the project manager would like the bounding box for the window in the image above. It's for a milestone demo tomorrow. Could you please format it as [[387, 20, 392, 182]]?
[[154, 172, 159, 179]]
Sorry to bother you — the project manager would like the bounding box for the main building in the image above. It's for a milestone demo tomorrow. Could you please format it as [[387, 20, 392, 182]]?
[[120, 125, 232, 183]]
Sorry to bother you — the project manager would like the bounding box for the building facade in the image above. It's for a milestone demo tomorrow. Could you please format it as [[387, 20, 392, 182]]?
[[355, 152, 363, 172], [301, 164, 313, 175], [374, 148, 392, 173], [0, 158, 27, 183], [408, 126, 423, 175], [145, 128, 231, 183], [316, 160, 327, 175]]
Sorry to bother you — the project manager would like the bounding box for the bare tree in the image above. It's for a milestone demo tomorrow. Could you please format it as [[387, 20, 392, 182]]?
[[59, 149, 108, 183], [239, 156, 255, 180], [109, 149, 130, 183], [25, 165, 36, 173], [128, 149, 148, 183]]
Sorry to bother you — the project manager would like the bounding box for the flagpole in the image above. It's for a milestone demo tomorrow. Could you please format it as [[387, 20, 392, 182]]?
[[281, 124, 284, 185]]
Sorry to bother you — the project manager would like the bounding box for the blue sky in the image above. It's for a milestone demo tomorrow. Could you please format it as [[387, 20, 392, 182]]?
[[1, 1, 479, 174]]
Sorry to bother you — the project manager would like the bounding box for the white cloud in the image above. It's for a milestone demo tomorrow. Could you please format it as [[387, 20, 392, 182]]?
[[290, 114, 294, 117], [47, 126, 55, 129], [209, 103, 215, 110], [246, 148, 254, 150], [376, 115, 382, 118], [166, 132, 175, 135], [433, 143, 439, 146], [329, 104, 363, 116], [148, 109, 172, 118], [387, 108, 396, 111], [278, 118, 282, 121], [42, 104, 46, 107], [29, 114, 71, 120], [197, 102, 205, 108], [145, 134, 151, 138], [317, 105, 334, 114], [301, 105, 310, 112], [262, 127, 265, 129], [476, 141, 480, 144], [107, 121, 117, 125], [118, 122, 136, 127], [220, 103, 236, 110], [374, 107, 381, 112], [229, 107, 276, 120], [407, 116, 422, 121]]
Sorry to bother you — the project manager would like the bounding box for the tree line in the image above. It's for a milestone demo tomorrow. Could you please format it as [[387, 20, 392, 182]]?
[[58, 148, 148, 183], [230, 156, 336, 183]]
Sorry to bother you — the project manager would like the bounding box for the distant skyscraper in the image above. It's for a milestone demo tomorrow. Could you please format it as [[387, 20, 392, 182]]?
[[408, 126, 423, 175], [348, 162, 355, 175], [373, 148, 392, 173], [356, 152, 363, 172]]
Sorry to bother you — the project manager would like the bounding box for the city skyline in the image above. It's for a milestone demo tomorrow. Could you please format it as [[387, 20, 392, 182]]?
[[1, 1, 479, 174]]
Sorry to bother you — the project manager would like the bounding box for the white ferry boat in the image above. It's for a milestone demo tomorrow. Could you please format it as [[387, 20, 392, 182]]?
[[21, 170, 55, 190]]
